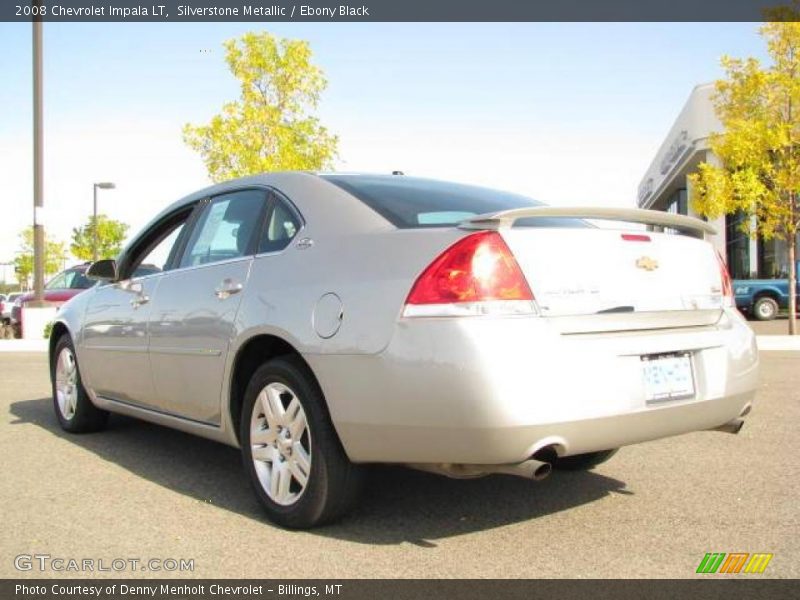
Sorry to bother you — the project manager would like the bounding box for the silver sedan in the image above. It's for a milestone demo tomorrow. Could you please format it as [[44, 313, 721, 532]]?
[[49, 172, 758, 528]]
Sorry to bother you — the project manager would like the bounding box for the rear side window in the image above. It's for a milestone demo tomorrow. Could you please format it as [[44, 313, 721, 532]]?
[[259, 196, 301, 253], [321, 174, 587, 229]]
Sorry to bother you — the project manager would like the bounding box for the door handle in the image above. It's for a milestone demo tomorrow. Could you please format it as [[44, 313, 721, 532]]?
[[130, 294, 150, 308], [215, 278, 243, 300]]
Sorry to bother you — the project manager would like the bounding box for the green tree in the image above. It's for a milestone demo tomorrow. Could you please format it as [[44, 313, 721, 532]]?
[[13, 228, 67, 289], [689, 8, 800, 334], [70, 214, 129, 261], [183, 31, 338, 182]]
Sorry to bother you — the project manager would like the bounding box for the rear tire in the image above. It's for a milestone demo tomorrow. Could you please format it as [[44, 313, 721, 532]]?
[[554, 449, 618, 471], [240, 356, 363, 529], [753, 296, 779, 321], [51, 335, 109, 433]]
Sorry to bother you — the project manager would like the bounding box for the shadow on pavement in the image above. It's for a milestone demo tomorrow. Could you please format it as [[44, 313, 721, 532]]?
[[11, 396, 630, 546]]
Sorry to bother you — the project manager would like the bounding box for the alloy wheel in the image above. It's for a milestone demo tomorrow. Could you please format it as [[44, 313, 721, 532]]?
[[55, 347, 78, 420], [249, 382, 312, 506]]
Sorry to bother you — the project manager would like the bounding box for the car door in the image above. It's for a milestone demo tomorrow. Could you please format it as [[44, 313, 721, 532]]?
[[147, 188, 269, 424], [80, 206, 195, 407]]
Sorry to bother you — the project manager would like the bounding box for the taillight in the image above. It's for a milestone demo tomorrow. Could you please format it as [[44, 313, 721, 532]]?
[[403, 231, 537, 317], [716, 251, 734, 307]]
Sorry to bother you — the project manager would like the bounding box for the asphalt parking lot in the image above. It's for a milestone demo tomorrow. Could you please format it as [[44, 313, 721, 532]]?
[[0, 342, 797, 579]]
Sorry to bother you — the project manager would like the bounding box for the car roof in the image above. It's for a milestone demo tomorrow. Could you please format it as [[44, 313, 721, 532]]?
[[141, 170, 533, 228], [121, 172, 396, 259]]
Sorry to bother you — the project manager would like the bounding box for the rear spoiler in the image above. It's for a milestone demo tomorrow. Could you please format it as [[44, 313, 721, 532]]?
[[460, 206, 716, 239]]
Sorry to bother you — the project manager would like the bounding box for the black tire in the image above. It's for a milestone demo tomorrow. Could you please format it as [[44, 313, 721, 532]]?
[[240, 356, 363, 529], [554, 449, 619, 471], [753, 296, 779, 321], [50, 334, 109, 433]]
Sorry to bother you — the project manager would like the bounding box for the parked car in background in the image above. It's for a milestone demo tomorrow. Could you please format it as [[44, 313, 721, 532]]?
[[1, 292, 23, 323], [11, 265, 96, 336], [734, 267, 800, 320], [12, 263, 160, 336], [0, 294, 13, 339], [48, 172, 758, 528]]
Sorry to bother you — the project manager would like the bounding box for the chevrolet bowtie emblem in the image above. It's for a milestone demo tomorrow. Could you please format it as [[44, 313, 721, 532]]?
[[635, 256, 659, 271]]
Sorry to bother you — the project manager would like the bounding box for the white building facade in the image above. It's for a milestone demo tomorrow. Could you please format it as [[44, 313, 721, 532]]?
[[637, 84, 797, 280]]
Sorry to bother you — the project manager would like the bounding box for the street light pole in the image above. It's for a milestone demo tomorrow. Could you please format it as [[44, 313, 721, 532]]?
[[32, 19, 44, 305], [92, 182, 115, 262], [92, 184, 98, 263]]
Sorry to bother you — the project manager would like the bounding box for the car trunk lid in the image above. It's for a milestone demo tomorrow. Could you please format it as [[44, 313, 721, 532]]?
[[462, 207, 725, 330]]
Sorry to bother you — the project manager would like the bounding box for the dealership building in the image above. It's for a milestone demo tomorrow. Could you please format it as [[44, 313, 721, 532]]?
[[637, 83, 798, 280]]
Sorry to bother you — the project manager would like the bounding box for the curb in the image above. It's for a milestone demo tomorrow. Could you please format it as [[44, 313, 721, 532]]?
[[756, 336, 800, 352], [0, 340, 48, 352]]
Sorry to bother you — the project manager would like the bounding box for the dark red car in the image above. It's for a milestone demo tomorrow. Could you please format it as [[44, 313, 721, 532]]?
[[11, 264, 95, 335], [12, 263, 160, 336]]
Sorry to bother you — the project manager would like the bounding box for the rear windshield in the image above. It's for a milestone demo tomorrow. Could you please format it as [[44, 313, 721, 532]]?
[[321, 174, 587, 229]]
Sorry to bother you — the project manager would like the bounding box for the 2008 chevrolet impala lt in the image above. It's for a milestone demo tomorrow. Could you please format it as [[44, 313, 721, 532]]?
[[49, 173, 759, 528]]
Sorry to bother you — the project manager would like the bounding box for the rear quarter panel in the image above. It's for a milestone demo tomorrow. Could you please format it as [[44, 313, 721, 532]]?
[[236, 228, 465, 355], [232, 172, 468, 356]]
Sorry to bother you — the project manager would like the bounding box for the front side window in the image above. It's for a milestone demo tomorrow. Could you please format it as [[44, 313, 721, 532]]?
[[46, 270, 93, 290], [180, 190, 266, 268], [135, 223, 185, 275], [67, 271, 94, 289], [119, 203, 199, 281], [259, 196, 301, 253]]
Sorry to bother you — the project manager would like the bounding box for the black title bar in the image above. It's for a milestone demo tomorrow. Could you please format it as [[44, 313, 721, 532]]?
[[2, 579, 798, 600], [2, 0, 793, 23]]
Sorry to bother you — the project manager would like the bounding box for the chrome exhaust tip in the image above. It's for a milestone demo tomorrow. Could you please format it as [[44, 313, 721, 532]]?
[[491, 459, 552, 481]]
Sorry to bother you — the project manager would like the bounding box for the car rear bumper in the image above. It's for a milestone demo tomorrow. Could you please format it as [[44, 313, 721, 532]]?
[[308, 308, 759, 464]]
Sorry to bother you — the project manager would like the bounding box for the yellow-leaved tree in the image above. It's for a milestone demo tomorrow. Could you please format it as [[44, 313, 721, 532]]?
[[689, 8, 800, 335], [183, 31, 338, 181], [13, 228, 66, 289]]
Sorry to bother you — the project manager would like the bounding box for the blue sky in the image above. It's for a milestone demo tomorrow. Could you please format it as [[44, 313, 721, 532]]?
[[0, 22, 769, 268]]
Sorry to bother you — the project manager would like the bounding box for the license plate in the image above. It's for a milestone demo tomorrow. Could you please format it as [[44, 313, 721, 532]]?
[[641, 352, 695, 403]]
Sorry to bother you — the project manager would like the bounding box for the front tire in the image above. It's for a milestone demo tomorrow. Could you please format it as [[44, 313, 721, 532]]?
[[240, 356, 363, 528], [51, 335, 109, 433], [554, 449, 618, 471], [753, 296, 779, 321]]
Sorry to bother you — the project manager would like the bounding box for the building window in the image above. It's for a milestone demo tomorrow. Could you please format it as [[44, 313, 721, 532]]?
[[665, 189, 688, 216], [758, 235, 800, 279], [725, 212, 751, 280], [757, 238, 779, 279]]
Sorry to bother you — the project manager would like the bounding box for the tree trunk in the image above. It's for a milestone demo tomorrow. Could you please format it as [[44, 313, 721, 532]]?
[[789, 238, 797, 335]]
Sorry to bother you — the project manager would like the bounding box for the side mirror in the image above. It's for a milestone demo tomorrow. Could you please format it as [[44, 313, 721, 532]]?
[[86, 259, 118, 282]]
